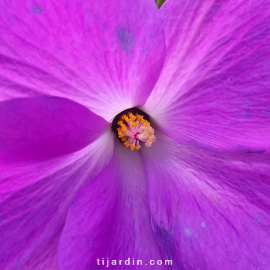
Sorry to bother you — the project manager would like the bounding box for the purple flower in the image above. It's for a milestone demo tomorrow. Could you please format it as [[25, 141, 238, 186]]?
[[1, 0, 270, 269]]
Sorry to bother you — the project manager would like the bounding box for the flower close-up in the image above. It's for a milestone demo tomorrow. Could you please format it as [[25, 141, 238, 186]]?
[[1, 0, 270, 269]]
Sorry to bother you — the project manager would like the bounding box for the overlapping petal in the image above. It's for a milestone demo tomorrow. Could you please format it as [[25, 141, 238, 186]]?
[[0, 96, 108, 162], [141, 132, 270, 270], [0, 129, 114, 270], [0, 0, 165, 121], [143, 0, 270, 151], [58, 140, 169, 270]]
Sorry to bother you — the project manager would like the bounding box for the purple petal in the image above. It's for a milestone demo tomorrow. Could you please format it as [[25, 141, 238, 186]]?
[[0, 129, 114, 269], [58, 141, 168, 270], [0, 96, 108, 162], [141, 132, 270, 269], [143, 0, 270, 151], [0, 0, 165, 121]]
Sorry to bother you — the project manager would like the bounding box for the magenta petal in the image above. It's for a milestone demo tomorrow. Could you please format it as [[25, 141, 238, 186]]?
[[0, 0, 165, 121], [0, 96, 108, 162], [144, 0, 270, 151], [58, 141, 168, 270], [0, 130, 114, 269], [141, 132, 270, 269]]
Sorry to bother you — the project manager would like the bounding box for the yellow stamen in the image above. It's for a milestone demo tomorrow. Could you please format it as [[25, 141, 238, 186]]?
[[130, 144, 136, 151], [116, 111, 156, 151]]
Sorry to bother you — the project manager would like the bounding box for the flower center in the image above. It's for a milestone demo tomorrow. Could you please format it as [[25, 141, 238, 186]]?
[[112, 108, 156, 151]]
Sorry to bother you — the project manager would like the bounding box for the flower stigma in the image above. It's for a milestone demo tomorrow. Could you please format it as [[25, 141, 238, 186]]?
[[112, 108, 156, 151]]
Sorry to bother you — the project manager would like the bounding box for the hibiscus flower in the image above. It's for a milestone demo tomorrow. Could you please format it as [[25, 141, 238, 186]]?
[[1, 0, 270, 269]]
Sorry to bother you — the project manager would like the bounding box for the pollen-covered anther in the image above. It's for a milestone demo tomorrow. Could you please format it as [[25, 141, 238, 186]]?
[[117, 112, 156, 151]]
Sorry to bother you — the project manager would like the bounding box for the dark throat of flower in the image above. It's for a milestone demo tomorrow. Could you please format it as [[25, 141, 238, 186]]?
[[111, 107, 156, 151]]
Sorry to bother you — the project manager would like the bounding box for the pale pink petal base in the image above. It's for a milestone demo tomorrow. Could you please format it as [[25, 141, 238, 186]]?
[[0, 129, 114, 270], [0, 0, 165, 121], [144, 0, 270, 151], [58, 140, 169, 270], [141, 132, 270, 270]]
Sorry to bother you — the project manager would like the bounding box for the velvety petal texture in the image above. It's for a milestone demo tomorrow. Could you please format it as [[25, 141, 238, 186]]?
[[141, 132, 270, 270], [0, 129, 114, 270], [58, 140, 169, 270], [0, 0, 165, 121], [143, 0, 270, 151], [0, 96, 108, 162]]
